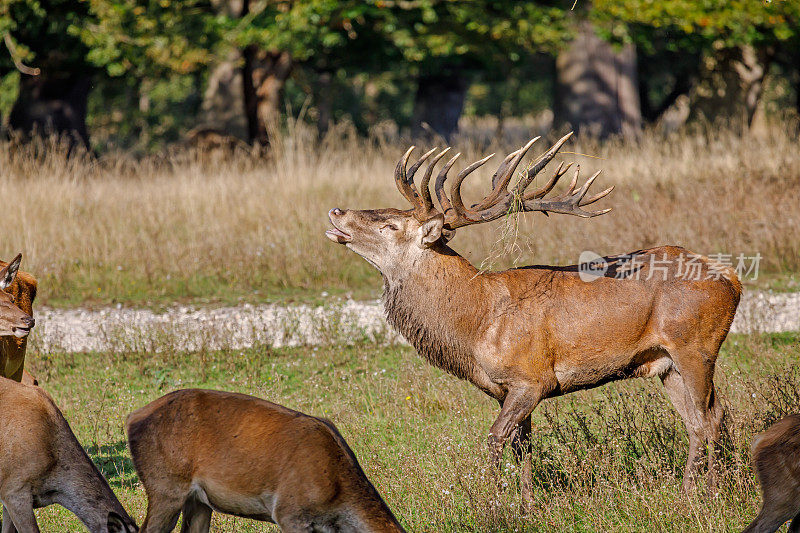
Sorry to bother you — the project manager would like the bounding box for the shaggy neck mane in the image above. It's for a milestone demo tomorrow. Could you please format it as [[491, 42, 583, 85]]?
[[382, 246, 480, 382]]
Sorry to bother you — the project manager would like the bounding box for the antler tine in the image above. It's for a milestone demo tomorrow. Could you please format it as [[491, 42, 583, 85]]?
[[450, 153, 495, 220], [512, 131, 574, 198], [575, 170, 602, 202], [427, 133, 612, 230], [419, 147, 451, 213], [523, 161, 573, 201], [473, 137, 540, 211], [489, 149, 521, 190], [565, 165, 581, 194], [580, 185, 615, 206], [394, 146, 418, 207], [406, 147, 438, 188], [434, 153, 461, 220], [523, 168, 614, 218]]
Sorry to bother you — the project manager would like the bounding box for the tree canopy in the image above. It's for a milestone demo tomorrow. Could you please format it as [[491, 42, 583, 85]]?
[[1, 0, 798, 150]]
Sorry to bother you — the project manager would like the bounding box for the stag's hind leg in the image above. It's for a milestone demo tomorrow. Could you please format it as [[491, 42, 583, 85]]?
[[140, 493, 183, 533], [660, 367, 711, 491], [680, 359, 723, 492], [180, 495, 212, 533]]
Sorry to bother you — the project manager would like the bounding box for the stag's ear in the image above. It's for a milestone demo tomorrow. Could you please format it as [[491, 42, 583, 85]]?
[[417, 215, 443, 248], [441, 228, 456, 243], [0, 253, 22, 290]]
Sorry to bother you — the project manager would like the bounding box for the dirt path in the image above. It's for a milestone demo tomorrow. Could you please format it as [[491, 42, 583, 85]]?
[[29, 291, 799, 353]]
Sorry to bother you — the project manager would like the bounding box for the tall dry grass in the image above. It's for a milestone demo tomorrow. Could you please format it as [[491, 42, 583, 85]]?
[[1, 120, 798, 306]]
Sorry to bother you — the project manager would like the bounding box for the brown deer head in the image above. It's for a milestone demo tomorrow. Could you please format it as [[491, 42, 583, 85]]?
[[0, 253, 35, 338]]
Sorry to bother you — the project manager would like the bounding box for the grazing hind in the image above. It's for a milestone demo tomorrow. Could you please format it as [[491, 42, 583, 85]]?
[[744, 414, 800, 533], [0, 377, 138, 532], [127, 389, 405, 533]]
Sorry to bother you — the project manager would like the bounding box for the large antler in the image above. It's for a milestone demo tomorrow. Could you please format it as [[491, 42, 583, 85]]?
[[393, 132, 614, 230]]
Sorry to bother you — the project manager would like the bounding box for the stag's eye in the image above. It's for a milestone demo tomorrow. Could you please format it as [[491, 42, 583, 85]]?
[[381, 223, 399, 231]]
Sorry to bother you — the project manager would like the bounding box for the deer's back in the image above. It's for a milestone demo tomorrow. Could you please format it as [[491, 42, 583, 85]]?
[[0, 378, 60, 490], [500, 245, 740, 339], [753, 415, 800, 492], [127, 389, 367, 508]]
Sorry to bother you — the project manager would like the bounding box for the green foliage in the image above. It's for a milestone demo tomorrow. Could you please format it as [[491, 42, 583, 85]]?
[[385, 0, 571, 75], [0, 70, 19, 121], [0, 0, 92, 74], [592, 0, 800, 50], [87, 72, 204, 151], [76, 0, 221, 78], [2, 0, 799, 148]]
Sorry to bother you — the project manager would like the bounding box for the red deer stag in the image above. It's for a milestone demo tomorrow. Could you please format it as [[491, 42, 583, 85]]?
[[0, 377, 138, 532], [744, 414, 800, 533], [127, 389, 405, 533], [0, 253, 37, 382], [326, 133, 741, 496]]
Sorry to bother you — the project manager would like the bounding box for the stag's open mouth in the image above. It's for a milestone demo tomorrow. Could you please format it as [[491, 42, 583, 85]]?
[[326, 217, 351, 244], [12, 326, 31, 338], [325, 227, 351, 243]]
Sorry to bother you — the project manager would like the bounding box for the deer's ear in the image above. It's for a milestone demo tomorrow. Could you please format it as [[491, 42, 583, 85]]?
[[0, 253, 21, 290], [417, 215, 443, 248]]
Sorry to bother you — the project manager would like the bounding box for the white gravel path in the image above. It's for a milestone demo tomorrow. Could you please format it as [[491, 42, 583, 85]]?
[[27, 291, 800, 353]]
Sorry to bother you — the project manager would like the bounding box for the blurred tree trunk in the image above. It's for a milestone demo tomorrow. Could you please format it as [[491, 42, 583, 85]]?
[[690, 45, 773, 129], [242, 47, 293, 147], [199, 0, 247, 139], [412, 72, 468, 142], [8, 73, 92, 151], [794, 60, 800, 115], [554, 22, 641, 138], [316, 70, 333, 139], [734, 45, 773, 128], [201, 51, 248, 140]]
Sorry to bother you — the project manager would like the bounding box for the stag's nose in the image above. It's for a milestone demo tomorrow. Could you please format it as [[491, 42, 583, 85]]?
[[24, 316, 35, 328], [329, 208, 343, 217]]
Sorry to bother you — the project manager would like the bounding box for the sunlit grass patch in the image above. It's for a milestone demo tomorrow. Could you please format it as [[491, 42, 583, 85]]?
[[19, 331, 799, 531]]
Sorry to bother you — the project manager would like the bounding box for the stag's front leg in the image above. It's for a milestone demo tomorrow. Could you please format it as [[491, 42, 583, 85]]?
[[510, 415, 534, 503], [487, 385, 543, 494]]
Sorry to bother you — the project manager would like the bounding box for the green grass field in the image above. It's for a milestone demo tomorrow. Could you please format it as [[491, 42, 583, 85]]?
[[21, 331, 800, 532]]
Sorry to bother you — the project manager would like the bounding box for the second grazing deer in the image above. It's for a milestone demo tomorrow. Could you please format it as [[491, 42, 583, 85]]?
[[127, 389, 405, 533], [0, 377, 138, 532], [326, 133, 741, 496], [743, 414, 800, 533]]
